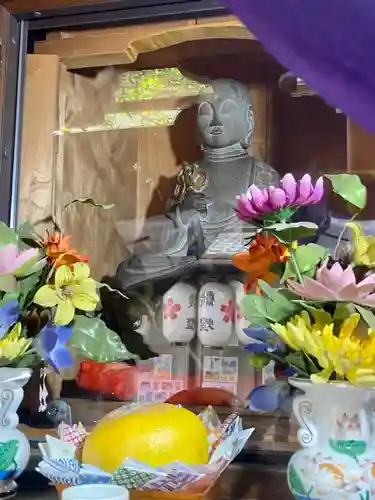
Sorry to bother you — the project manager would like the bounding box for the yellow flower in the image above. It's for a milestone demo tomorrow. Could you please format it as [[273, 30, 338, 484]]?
[[346, 222, 375, 267], [33, 262, 99, 325], [271, 311, 375, 386], [0, 323, 32, 360]]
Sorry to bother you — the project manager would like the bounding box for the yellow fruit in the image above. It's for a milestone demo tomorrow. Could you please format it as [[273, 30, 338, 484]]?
[[82, 403, 209, 472]]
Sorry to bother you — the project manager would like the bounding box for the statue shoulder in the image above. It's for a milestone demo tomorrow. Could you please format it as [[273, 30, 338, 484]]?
[[254, 160, 279, 187]]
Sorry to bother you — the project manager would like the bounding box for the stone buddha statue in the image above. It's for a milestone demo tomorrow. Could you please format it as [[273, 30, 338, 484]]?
[[117, 79, 279, 289]]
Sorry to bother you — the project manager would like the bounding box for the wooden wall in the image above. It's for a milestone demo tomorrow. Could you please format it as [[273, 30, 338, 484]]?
[[59, 77, 271, 280], [19, 52, 272, 280]]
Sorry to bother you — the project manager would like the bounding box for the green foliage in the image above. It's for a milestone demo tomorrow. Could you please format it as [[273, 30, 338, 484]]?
[[302, 304, 333, 325], [248, 353, 270, 369], [70, 315, 137, 363], [0, 223, 17, 248], [0, 276, 17, 293], [282, 244, 328, 281], [354, 304, 375, 330], [243, 282, 299, 327], [286, 352, 319, 377], [325, 173, 367, 209], [265, 222, 318, 243]]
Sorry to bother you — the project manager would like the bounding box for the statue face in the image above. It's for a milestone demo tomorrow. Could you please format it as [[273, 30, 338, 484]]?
[[197, 94, 254, 149]]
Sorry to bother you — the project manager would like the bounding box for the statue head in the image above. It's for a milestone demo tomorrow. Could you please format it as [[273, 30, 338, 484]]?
[[197, 79, 254, 150]]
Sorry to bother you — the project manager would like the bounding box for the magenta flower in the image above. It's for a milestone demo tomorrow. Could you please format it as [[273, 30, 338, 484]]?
[[236, 173, 324, 220], [287, 260, 375, 307], [0, 244, 40, 275]]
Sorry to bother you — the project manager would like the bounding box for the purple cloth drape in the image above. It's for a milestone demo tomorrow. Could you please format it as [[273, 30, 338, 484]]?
[[222, 0, 375, 133]]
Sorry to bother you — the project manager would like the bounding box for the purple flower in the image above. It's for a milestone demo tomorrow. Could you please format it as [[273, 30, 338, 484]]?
[[243, 326, 285, 354], [0, 300, 20, 339], [236, 173, 324, 221], [36, 322, 73, 373]]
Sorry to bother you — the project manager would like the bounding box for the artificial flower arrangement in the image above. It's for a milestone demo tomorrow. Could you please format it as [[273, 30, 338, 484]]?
[[232, 172, 375, 411], [0, 199, 138, 374]]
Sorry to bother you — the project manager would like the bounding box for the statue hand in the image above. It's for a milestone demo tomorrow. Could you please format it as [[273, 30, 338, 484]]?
[[181, 192, 208, 217]]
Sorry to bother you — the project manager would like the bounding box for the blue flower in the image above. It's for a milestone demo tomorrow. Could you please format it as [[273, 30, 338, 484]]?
[[243, 326, 284, 354], [36, 322, 73, 373], [0, 300, 20, 339], [247, 381, 293, 413]]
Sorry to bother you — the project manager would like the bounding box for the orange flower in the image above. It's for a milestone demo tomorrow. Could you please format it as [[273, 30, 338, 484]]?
[[43, 230, 89, 267], [232, 233, 288, 292]]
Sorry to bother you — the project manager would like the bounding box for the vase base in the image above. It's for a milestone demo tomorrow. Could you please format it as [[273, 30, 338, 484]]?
[[0, 480, 17, 499]]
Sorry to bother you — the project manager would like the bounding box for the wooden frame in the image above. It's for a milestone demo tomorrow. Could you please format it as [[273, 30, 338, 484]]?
[[35, 16, 254, 69], [0, 5, 23, 225]]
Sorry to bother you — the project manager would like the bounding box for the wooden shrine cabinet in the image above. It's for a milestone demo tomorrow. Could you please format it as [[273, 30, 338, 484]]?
[[1, 0, 375, 464]]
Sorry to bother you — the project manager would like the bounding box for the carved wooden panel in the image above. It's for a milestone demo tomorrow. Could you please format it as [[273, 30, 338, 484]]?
[[35, 16, 255, 69]]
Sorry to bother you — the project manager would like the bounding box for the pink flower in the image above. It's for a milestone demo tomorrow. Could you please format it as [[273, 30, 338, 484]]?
[[163, 298, 181, 320], [287, 260, 375, 307], [236, 173, 324, 221], [220, 300, 235, 323], [0, 244, 40, 275]]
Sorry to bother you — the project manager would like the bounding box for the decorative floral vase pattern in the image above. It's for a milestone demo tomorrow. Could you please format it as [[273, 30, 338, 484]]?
[[0, 367, 31, 496], [288, 378, 375, 500], [198, 283, 234, 347], [162, 283, 197, 343]]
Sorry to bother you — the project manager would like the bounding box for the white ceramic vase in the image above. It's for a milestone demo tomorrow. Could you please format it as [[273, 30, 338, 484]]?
[[0, 368, 32, 494], [288, 378, 375, 500], [198, 282, 234, 347]]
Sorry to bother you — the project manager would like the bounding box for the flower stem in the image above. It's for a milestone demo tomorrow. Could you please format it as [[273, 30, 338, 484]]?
[[333, 211, 358, 260], [289, 247, 303, 284]]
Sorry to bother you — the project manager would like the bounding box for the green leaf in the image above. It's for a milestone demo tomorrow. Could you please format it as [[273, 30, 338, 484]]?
[[242, 288, 299, 327], [258, 280, 298, 315], [354, 304, 375, 330], [63, 198, 114, 211], [282, 244, 328, 281], [0, 275, 17, 293], [70, 315, 136, 362], [329, 438, 367, 458], [18, 271, 43, 308], [14, 254, 47, 278], [242, 294, 277, 326], [269, 262, 285, 276], [288, 464, 308, 496], [16, 221, 38, 243], [248, 353, 270, 369], [3, 292, 20, 302], [0, 223, 18, 248], [325, 174, 367, 209], [303, 304, 333, 325], [333, 304, 351, 321], [12, 351, 39, 368], [266, 222, 318, 243], [285, 352, 309, 376]]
